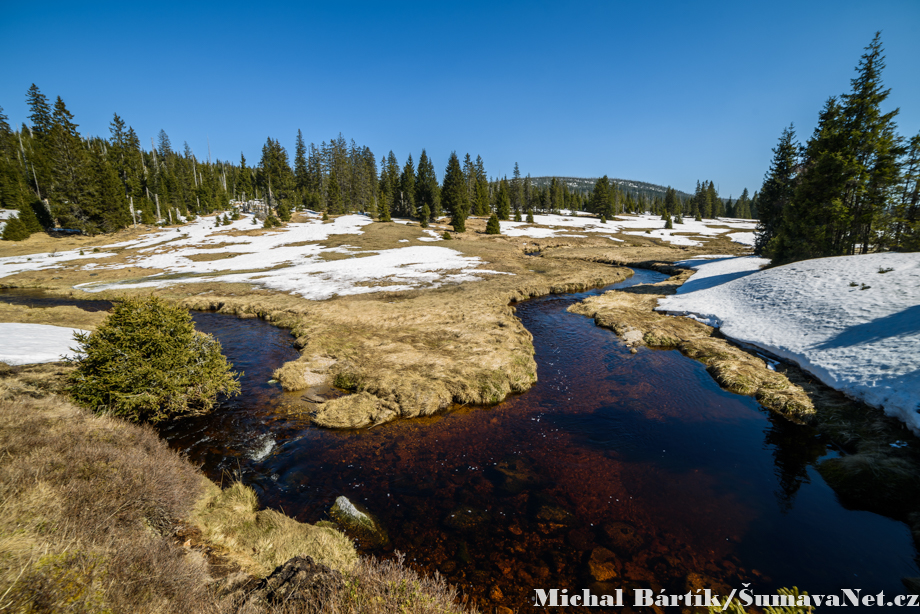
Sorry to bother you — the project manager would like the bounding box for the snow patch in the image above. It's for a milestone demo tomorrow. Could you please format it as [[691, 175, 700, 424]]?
[[658, 253, 920, 434], [0, 323, 87, 365]]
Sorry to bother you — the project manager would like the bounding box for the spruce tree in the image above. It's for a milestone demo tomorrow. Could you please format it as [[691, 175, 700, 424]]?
[[398, 154, 416, 218], [589, 176, 610, 217], [754, 125, 799, 256], [496, 180, 511, 220], [485, 213, 501, 234], [419, 202, 430, 228], [415, 149, 439, 220], [294, 129, 308, 206], [1, 215, 30, 240], [442, 152, 468, 232]]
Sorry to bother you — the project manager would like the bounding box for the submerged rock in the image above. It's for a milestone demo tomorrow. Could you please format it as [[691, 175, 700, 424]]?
[[444, 506, 491, 532], [494, 456, 542, 494], [533, 503, 578, 533], [601, 521, 643, 555], [587, 547, 619, 582], [329, 496, 389, 549]]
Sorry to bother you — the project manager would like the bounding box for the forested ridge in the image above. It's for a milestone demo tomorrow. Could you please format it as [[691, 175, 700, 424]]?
[[1, 84, 755, 241]]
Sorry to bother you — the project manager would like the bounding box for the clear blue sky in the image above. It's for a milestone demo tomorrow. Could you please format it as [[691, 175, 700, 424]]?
[[2, 0, 918, 198]]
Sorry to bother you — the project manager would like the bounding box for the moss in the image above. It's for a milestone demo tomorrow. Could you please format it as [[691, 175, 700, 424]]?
[[333, 371, 361, 391]]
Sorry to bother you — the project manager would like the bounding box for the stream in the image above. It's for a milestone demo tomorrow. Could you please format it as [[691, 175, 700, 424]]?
[[1, 273, 917, 611]]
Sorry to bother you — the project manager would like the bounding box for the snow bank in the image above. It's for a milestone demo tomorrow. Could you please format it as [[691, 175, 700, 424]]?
[[658, 253, 920, 433], [0, 323, 86, 365]]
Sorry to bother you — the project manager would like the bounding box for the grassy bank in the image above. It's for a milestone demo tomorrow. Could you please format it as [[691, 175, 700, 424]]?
[[0, 363, 477, 613]]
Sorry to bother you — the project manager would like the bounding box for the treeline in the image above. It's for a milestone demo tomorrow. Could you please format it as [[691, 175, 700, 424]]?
[[756, 34, 920, 263], [576, 176, 757, 221], [1, 83, 759, 241]]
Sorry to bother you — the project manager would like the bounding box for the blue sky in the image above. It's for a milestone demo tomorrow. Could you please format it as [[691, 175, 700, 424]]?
[[2, 0, 918, 198]]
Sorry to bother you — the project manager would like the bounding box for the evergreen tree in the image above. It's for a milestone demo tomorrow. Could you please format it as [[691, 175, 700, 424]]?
[[327, 168, 344, 214], [768, 34, 906, 263], [26, 84, 53, 137], [17, 197, 44, 233], [294, 129, 308, 207], [485, 213, 501, 234], [511, 162, 523, 216], [754, 125, 799, 256], [890, 132, 920, 250], [419, 201, 430, 228], [473, 155, 490, 216], [496, 179, 511, 220], [1, 215, 30, 240], [398, 154, 416, 218], [589, 175, 612, 218], [237, 153, 252, 200], [663, 187, 678, 219], [415, 149, 439, 220], [442, 152, 468, 232]]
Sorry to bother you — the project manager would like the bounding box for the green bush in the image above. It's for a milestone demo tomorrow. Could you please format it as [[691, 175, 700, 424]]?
[[68, 297, 240, 422]]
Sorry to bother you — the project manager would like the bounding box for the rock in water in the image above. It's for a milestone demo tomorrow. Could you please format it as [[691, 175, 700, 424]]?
[[329, 496, 389, 549], [587, 547, 619, 582]]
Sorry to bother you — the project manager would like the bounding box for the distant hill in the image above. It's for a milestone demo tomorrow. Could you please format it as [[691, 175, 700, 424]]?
[[529, 176, 693, 201]]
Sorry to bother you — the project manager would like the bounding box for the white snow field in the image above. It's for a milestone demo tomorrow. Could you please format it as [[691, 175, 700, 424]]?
[[657, 253, 920, 433], [0, 323, 87, 365], [0, 213, 508, 300], [498, 213, 756, 246]]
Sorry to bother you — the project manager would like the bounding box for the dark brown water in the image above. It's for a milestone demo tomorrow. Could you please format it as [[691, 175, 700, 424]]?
[[2, 279, 917, 611]]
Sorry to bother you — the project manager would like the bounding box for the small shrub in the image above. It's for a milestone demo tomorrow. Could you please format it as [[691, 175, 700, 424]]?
[[322, 211, 329, 221], [599, 215, 606, 223], [878, 267, 894, 274], [442, 231, 452, 240], [68, 296, 240, 422], [526, 210, 534, 223]]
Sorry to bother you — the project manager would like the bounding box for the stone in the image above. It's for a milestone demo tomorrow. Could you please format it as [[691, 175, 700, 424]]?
[[444, 506, 491, 532], [221, 556, 343, 608], [587, 547, 619, 582], [329, 496, 389, 548], [601, 521, 643, 554], [534, 503, 577, 533]]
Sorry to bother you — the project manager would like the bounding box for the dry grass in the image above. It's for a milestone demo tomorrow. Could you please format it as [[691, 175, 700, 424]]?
[[0, 302, 109, 330], [0, 395, 212, 613]]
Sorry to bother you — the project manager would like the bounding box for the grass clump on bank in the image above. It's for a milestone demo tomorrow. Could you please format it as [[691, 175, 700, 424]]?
[[194, 481, 358, 577], [67, 296, 240, 422]]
